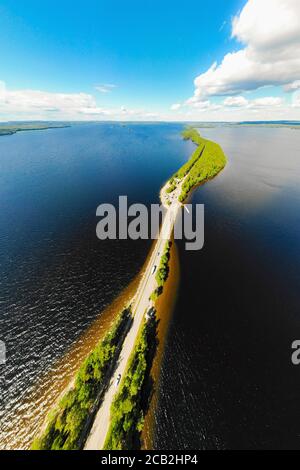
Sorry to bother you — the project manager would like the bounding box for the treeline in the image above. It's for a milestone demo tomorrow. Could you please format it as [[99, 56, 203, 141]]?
[[178, 136, 227, 202], [167, 128, 205, 188], [167, 127, 227, 203], [150, 241, 172, 301], [169, 142, 205, 184], [181, 126, 204, 144], [155, 241, 171, 286], [104, 317, 157, 450], [166, 182, 176, 193], [31, 308, 131, 450]]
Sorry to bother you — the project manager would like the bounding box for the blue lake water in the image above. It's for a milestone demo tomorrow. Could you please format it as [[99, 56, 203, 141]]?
[[1, 123, 300, 449], [154, 127, 300, 450], [0, 123, 192, 448]]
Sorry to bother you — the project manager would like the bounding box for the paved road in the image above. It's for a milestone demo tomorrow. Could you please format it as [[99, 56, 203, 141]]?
[[84, 187, 182, 450]]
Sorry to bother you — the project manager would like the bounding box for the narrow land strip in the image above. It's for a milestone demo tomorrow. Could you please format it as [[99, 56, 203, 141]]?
[[32, 128, 227, 451]]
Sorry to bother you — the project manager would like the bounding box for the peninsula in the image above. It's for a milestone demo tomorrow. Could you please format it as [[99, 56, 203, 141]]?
[[32, 128, 227, 451]]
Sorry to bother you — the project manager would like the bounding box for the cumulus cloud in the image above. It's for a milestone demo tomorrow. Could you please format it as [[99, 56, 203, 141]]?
[[223, 96, 284, 108], [0, 81, 158, 121], [284, 80, 300, 92], [250, 97, 283, 107], [189, 0, 300, 101], [184, 97, 222, 112], [0, 83, 97, 119], [231, 0, 300, 53], [223, 96, 249, 107]]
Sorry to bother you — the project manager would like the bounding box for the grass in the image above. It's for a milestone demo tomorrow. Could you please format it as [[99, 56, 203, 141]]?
[[31, 307, 131, 450]]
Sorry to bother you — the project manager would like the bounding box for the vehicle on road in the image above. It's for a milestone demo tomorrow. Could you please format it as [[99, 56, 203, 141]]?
[[115, 374, 121, 388], [151, 265, 157, 275], [146, 307, 156, 320]]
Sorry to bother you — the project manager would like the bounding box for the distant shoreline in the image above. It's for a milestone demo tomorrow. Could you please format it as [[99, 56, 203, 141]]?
[[191, 122, 300, 130], [0, 123, 70, 137], [0, 121, 299, 138]]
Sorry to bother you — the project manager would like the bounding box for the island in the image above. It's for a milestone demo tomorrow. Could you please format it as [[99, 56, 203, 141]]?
[[31, 128, 227, 451]]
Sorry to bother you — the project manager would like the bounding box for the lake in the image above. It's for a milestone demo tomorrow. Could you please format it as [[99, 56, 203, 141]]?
[[154, 126, 300, 450], [1, 124, 300, 449], [0, 123, 192, 449]]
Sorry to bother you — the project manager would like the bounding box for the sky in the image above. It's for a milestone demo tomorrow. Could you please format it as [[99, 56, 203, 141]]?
[[0, 0, 300, 122]]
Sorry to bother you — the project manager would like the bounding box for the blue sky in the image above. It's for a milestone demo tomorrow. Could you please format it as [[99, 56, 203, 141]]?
[[0, 0, 299, 121]]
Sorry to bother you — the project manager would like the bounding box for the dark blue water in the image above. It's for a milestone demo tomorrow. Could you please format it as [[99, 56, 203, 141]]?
[[154, 127, 300, 450], [0, 123, 192, 449], [2, 124, 300, 450]]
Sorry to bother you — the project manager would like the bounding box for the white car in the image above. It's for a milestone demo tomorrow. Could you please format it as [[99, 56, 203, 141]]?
[[151, 265, 157, 275]]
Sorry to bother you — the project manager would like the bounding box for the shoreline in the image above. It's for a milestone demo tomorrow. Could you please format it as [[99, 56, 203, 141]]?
[[3, 246, 154, 450], [141, 237, 180, 449], [102, 128, 227, 450], [0, 124, 70, 137], [25, 127, 227, 450]]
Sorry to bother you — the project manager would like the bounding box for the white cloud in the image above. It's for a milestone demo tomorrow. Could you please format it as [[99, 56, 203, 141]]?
[[119, 106, 158, 119], [186, 98, 210, 108], [0, 84, 97, 118], [250, 97, 283, 107], [0, 81, 160, 121], [0, 81, 6, 96], [223, 95, 284, 110], [284, 80, 300, 92], [184, 97, 222, 112], [224, 96, 249, 107], [231, 0, 300, 53], [80, 107, 113, 116], [168, 91, 299, 121], [95, 84, 117, 93], [171, 103, 181, 111], [292, 91, 300, 108], [189, 0, 300, 101]]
